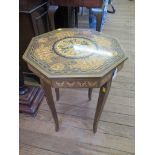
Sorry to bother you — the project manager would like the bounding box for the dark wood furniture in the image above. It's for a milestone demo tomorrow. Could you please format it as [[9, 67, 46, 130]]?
[[48, 4, 78, 30], [53, 6, 76, 29], [48, 0, 104, 31], [50, 0, 103, 8], [19, 0, 49, 115], [20, 0, 50, 73], [19, 62, 44, 116], [19, 86, 44, 116], [23, 28, 127, 133]]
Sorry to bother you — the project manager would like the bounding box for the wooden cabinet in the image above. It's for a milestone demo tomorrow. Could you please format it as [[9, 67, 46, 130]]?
[[19, 0, 48, 116], [19, 0, 49, 73], [54, 6, 75, 29], [49, 0, 103, 8]]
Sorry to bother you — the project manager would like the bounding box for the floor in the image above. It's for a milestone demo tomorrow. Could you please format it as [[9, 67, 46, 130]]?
[[19, 0, 135, 154]]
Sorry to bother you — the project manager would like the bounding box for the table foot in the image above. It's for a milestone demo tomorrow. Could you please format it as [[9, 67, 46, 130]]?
[[93, 78, 112, 133], [40, 79, 59, 132], [88, 88, 93, 100]]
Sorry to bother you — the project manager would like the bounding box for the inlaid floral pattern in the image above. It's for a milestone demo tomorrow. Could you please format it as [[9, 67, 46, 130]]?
[[53, 37, 97, 58], [23, 28, 127, 77]]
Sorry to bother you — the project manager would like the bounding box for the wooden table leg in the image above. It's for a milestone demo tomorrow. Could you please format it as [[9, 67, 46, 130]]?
[[55, 88, 60, 101], [40, 79, 59, 131], [93, 78, 112, 133], [96, 11, 103, 32], [88, 88, 93, 100], [75, 7, 78, 28], [48, 5, 58, 30]]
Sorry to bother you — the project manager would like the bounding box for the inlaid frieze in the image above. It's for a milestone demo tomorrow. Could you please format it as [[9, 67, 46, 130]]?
[[52, 79, 99, 88]]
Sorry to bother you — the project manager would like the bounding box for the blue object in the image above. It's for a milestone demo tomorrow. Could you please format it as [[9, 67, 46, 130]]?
[[89, 0, 109, 32]]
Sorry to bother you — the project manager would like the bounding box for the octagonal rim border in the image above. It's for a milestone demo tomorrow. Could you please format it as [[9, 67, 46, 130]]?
[[22, 29, 128, 79]]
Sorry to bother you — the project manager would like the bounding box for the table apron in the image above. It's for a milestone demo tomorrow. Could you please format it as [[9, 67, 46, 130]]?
[[51, 74, 112, 88], [27, 61, 124, 88]]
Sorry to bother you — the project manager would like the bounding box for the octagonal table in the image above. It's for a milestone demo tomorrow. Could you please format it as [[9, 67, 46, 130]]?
[[23, 28, 127, 133]]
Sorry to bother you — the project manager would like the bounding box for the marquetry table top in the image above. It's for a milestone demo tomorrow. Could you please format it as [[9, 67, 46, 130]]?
[[23, 28, 127, 78]]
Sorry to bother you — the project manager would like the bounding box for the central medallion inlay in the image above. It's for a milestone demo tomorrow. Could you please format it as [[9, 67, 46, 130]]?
[[53, 37, 98, 59]]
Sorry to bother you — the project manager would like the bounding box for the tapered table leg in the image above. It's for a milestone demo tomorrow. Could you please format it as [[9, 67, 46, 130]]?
[[55, 88, 60, 101], [40, 79, 59, 131], [93, 78, 112, 133], [96, 11, 103, 32], [88, 88, 93, 100]]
